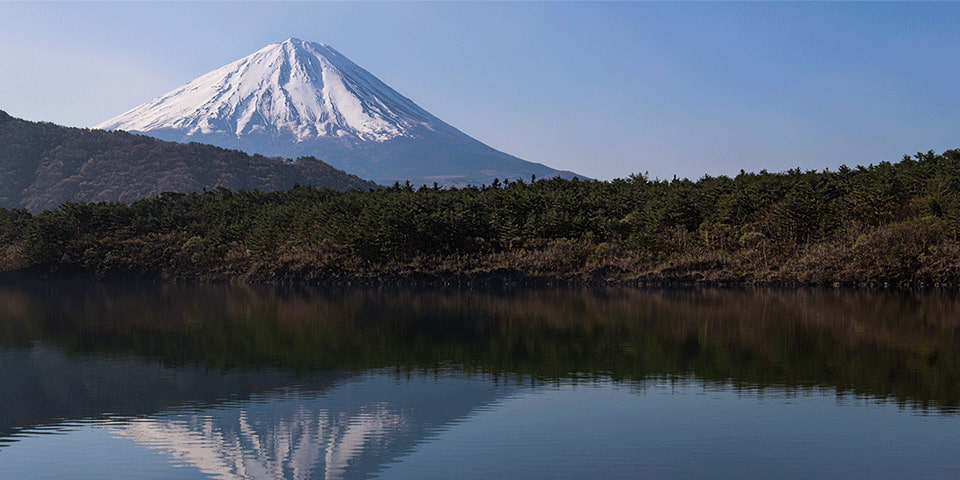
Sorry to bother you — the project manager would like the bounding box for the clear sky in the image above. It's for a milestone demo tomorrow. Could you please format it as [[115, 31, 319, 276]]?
[[1, 1, 958, 181]]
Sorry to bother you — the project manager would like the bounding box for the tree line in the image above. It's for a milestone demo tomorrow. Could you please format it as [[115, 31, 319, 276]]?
[[1, 149, 959, 286]]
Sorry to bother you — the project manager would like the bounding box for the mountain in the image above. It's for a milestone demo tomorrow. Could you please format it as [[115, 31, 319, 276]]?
[[0, 110, 376, 213], [96, 38, 582, 186]]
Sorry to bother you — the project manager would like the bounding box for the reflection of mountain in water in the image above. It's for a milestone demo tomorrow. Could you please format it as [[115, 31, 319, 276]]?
[[0, 342, 518, 479], [2, 278, 960, 433], [120, 401, 402, 480], [0, 343, 346, 442], [114, 374, 515, 480]]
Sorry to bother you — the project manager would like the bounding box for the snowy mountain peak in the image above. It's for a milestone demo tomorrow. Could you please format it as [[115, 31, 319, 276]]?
[[96, 39, 583, 186], [96, 39, 438, 143], [280, 37, 328, 50]]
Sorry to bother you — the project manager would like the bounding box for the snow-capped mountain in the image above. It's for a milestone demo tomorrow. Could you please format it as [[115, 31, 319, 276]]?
[[97, 39, 434, 143], [96, 38, 581, 186]]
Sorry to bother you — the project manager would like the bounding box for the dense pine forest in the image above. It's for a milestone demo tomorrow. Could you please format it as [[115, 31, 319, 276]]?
[[1, 149, 959, 286]]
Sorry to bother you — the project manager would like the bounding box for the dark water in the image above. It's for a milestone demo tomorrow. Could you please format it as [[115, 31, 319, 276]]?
[[1, 281, 959, 479]]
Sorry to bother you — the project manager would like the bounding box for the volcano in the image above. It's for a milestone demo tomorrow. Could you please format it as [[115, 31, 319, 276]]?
[[97, 38, 582, 186]]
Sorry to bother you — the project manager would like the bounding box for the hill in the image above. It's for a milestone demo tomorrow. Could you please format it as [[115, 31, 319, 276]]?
[[0, 110, 376, 212]]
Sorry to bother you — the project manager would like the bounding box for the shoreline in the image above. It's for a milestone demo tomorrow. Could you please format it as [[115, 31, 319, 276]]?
[[3, 267, 957, 291]]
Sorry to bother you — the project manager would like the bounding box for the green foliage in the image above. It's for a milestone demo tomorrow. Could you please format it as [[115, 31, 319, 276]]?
[[1, 149, 960, 285]]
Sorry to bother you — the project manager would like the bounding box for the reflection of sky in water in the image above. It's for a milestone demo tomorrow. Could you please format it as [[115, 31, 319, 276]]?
[[378, 381, 960, 480], [1, 372, 517, 480], [4, 284, 960, 479], [4, 375, 960, 480], [1, 422, 205, 480], [102, 373, 520, 480]]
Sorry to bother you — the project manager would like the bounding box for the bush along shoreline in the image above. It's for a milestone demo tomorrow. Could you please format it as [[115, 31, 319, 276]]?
[[2, 149, 959, 289]]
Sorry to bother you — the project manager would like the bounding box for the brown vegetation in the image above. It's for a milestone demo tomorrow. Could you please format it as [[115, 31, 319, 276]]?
[[0, 110, 377, 212], [1, 148, 959, 287]]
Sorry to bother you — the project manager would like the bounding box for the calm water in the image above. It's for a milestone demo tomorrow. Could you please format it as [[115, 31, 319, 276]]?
[[1, 282, 959, 479]]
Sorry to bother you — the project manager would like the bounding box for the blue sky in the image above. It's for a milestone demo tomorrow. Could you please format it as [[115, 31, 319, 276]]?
[[1, 2, 958, 181]]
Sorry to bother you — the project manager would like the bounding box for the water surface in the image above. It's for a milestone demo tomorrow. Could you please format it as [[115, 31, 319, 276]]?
[[1, 282, 958, 479]]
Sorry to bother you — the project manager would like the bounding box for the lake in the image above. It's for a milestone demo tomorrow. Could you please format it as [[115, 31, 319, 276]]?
[[1, 281, 959, 479]]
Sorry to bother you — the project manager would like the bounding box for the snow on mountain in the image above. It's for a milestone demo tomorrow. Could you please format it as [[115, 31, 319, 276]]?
[[97, 39, 436, 142], [96, 38, 583, 186]]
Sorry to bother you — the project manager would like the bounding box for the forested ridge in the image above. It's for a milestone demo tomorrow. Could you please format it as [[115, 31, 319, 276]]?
[[1, 148, 959, 286], [0, 110, 377, 212]]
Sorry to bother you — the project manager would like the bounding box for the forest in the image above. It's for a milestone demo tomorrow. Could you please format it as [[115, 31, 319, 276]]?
[[0, 110, 376, 212], [1, 148, 959, 287]]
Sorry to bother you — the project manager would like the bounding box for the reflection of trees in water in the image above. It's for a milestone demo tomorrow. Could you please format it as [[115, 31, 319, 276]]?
[[0, 343, 347, 443], [1, 281, 958, 409], [0, 341, 520, 480]]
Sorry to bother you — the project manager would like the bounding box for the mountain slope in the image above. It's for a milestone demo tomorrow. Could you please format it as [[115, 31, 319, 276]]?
[[97, 38, 582, 186], [0, 110, 376, 212]]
